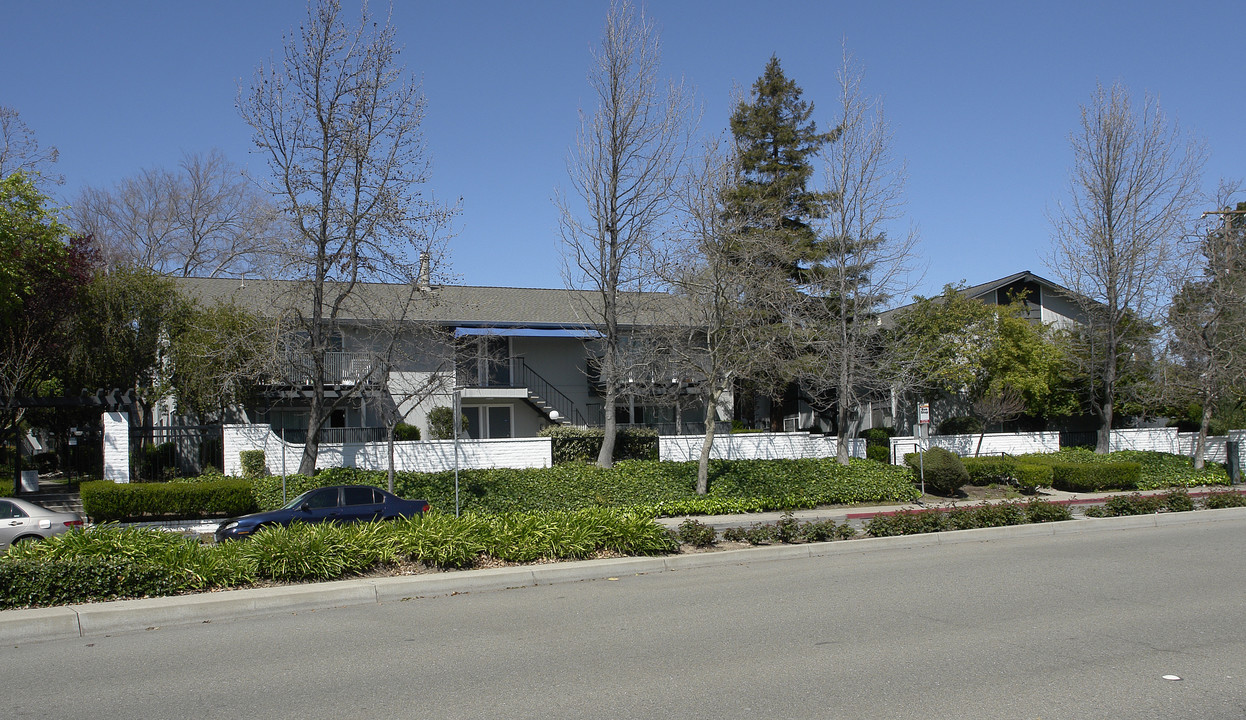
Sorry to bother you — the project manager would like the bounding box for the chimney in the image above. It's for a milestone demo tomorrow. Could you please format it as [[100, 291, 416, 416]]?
[[417, 253, 432, 289]]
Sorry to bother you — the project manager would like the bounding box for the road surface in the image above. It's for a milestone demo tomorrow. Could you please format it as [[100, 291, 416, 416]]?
[[6, 518, 1245, 719]]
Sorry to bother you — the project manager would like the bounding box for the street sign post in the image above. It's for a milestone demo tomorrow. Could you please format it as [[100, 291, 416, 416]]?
[[916, 403, 930, 499]]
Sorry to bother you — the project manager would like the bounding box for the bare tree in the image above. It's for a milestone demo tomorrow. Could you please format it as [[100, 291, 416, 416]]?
[[971, 385, 1025, 456], [1048, 81, 1205, 453], [0, 106, 61, 188], [71, 149, 282, 277], [794, 48, 919, 464], [557, 0, 692, 468], [652, 138, 791, 492], [239, 0, 455, 475], [1164, 184, 1246, 468]]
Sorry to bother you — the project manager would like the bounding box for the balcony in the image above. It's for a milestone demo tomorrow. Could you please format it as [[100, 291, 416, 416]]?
[[279, 352, 379, 386]]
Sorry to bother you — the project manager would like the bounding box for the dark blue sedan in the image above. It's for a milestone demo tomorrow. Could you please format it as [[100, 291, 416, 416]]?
[[215, 485, 430, 542]]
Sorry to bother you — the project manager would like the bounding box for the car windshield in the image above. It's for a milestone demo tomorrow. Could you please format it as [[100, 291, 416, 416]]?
[[280, 490, 316, 510]]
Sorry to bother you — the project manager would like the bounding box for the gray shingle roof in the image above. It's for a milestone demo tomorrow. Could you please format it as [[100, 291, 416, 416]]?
[[172, 276, 679, 329]]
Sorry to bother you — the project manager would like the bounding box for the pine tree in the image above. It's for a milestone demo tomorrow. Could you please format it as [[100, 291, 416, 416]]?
[[724, 55, 837, 282]]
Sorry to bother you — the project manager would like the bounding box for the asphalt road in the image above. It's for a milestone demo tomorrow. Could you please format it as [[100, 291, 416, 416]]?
[[6, 519, 1246, 719]]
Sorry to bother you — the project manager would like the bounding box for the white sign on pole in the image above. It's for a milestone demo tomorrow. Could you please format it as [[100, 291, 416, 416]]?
[[918, 403, 930, 425]]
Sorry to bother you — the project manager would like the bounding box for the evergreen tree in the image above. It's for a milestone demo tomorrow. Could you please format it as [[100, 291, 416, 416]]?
[[724, 55, 837, 282]]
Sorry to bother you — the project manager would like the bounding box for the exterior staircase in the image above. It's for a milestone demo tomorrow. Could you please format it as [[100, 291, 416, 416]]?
[[18, 478, 85, 516], [525, 390, 573, 425]]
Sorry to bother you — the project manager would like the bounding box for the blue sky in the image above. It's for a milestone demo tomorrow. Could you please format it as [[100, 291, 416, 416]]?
[[2, 1, 1241, 300]]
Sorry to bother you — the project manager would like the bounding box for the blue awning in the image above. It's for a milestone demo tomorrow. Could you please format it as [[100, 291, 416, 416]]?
[[454, 326, 603, 339]]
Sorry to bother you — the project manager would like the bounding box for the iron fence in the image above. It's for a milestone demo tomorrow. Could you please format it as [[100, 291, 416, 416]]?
[[130, 425, 224, 481]]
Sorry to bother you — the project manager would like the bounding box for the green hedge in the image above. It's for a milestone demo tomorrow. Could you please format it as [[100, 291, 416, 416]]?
[[865, 500, 1073, 537], [1018, 448, 1228, 489], [538, 426, 659, 464], [81, 479, 258, 522], [249, 458, 920, 516], [0, 509, 677, 609], [1050, 462, 1142, 492], [959, 457, 1051, 493], [0, 557, 191, 609], [240, 450, 267, 479], [960, 456, 1018, 485]]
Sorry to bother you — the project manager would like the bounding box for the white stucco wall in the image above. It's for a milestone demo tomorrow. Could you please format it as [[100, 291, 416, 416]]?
[[889, 431, 1061, 462], [224, 424, 552, 474], [659, 432, 865, 461]]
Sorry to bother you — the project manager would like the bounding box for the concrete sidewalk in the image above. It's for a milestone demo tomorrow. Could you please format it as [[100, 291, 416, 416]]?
[[5, 501, 1245, 647]]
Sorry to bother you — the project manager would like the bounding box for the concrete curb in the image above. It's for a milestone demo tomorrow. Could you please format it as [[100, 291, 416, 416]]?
[[4, 506, 1245, 646]]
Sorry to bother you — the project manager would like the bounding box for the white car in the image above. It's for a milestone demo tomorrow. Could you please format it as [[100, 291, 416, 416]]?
[[0, 497, 84, 550]]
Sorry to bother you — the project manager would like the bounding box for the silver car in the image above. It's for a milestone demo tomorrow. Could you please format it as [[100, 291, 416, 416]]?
[[0, 497, 84, 550]]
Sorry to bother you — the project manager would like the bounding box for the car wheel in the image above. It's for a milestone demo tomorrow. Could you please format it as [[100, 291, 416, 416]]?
[[11, 534, 42, 545]]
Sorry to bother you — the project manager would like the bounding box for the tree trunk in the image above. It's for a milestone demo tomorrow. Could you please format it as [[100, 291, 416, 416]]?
[[696, 390, 720, 495], [298, 389, 323, 476], [597, 353, 617, 469], [1193, 400, 1213, 471]]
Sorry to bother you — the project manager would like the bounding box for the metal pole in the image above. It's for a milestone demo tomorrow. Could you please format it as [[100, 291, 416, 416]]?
[[453, 387, 461, 516]]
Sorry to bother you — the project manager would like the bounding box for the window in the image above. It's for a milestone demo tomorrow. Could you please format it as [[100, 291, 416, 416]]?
[[0, 500, 26, 519], [457, 336, 510, 387], [487, 406, 512, 438], [343, 486, 380, 506], [461, 404, 513, 439], [303, 488, 339, 510]]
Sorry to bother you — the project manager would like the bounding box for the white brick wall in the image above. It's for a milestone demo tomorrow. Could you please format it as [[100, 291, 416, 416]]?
[[223, 424, 552, 474], [102, 412, 130, 483], [889, 432, 1060, 462], [1109, 427, 1179, 453], [659, 432, 865, 462], [215, 424, 1246, 475]]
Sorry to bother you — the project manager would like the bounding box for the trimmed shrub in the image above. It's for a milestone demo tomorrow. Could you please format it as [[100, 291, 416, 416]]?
[[799, 518, 857, 542], [1084, 490, 1193, 518], [866, 445, 891, 463], [867, 509, 951, 537], [675, 519, 717, 547], [81, 478, 258, 522], [862, 427, 895, 447], [1203, 490, 1246, 509], [959, 456, 1051, 494], [1023, 500, 1073, 523], [427, 406, 466, 440], [248, 457, 920, 516], [240, 450, 268, 479], [904, 447, 969, 496], [960, 456, 1018, 485], [1018, 448, 1227, 489], [539, 425, 659, 464], [0, 557, 189, 610], [1050, 462, 1141, 492], [866, 500, 1071, 537], [1014, 463, 1052, 494], [393, 423, 421, 441]]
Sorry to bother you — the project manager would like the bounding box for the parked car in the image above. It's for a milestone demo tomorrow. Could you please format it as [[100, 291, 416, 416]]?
[[215, 485, 430, 542], [1, 497, 85, 550]]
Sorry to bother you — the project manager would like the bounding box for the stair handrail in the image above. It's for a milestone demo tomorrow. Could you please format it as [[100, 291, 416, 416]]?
[[512, 358, 585, 426]]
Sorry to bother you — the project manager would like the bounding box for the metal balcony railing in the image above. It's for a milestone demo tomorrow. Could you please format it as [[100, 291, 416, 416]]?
[[457, 357, 586, 426], [281, 352, 379, 386]]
